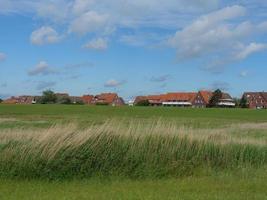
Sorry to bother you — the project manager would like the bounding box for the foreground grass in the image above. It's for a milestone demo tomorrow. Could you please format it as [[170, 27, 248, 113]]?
[[0, 120, 266, 180], [1, 173, 266, 200]]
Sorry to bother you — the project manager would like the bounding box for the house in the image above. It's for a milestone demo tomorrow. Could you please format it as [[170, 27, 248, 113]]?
[[134, 92, 198, 107], [81, 95, 94, 104], [146, 95, 164, 106], [69, 96, 83, 104], [191, 91, 213, 108], [242, 92, 267, 109], [93, 93, 125, 106], [2, 96, 37, 104], [217, 93, 235, 107], [162, 92, 197, 107]]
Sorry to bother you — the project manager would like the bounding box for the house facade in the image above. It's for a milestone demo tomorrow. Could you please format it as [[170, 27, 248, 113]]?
[[242, 92, 267, 109], [162, 93, 197, 107], [191, 91, 213, 108], [82, 95, 94, 104], [92, 93, 125, 106], [2, 96, 37, 104], [217, 93, 236, 107]]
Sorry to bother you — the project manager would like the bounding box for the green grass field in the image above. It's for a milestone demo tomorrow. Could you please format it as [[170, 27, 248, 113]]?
[[0, 104, 266, 199]]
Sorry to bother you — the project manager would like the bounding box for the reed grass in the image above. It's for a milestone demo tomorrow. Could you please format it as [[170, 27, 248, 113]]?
[[0, 120, 266, 180]]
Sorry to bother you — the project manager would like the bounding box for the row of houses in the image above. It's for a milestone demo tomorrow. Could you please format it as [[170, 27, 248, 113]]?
[[2, 93, 125, 106], [2, 91, 267, 109], [133, 91, 236, 108], [134, 91, 267, 109]]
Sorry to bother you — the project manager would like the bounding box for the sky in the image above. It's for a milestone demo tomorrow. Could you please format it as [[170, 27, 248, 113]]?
[[0, 0, 267, 101]]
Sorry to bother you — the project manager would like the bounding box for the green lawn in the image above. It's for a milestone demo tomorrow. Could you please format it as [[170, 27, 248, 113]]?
[[1, 173, 266, 200], [0, 104, 267, 129]]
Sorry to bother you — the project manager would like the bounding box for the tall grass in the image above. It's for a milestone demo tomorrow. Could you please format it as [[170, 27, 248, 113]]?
[[0, 120, 266, 179]]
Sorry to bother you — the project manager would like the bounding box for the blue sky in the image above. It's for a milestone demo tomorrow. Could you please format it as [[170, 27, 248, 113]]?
[[0, 0, 267, 100]]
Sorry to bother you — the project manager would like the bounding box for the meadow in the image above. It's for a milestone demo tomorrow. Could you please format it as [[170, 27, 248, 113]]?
[[0, 104, 266, 199]]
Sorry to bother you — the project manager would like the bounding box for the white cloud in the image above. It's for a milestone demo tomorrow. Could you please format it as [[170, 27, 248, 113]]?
[[168, 5, 247, 60], [69, 11, 109, 35], [30, 26, 61, 45], [104, 79, 126, 88], [28, 61, 57, 76], [235, 43, 267, 60], [83, 38, 108, 51], [72, 0, 95, 15], [0, 52, 6, 61], [167, 5, 267, 72]]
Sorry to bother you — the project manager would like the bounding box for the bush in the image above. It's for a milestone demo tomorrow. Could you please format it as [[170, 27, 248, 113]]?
[[38, 90, 57, 104], [240, 96, 248, 108], [208, 89, 222, 108], [135, 100, 150, 106]]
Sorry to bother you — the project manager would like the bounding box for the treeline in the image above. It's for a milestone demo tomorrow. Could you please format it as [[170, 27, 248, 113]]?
[[37, 90, 84, 105]]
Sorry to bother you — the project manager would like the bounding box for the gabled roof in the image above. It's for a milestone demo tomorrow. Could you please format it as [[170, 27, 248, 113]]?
[[199, 91, 213, 104], [163, 92, 197, 102], [221, 93, 232, 100], [95, 93, 119, 104], [82, 95, 94, 104]]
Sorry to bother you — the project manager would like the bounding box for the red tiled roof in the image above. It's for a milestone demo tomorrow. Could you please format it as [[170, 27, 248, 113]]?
[[95, 93, 118, 104], [163, 92, 197, 102], [199, 91, 213, 104], [82, 95, 94, 104]]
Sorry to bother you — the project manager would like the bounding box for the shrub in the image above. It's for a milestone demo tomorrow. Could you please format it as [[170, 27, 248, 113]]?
[[38, 90, 57, 104], [208, 89, 222, 107], [135, 100, 150, 106]]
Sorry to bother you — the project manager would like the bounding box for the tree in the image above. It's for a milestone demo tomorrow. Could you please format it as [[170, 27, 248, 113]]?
[[38, 90, 57, 104], [0, 98, 2, 103], [239, 96, 248, 108], [135, 100, 150, 106], [208, 89, 222, 107], [233, 98, 240, 108]]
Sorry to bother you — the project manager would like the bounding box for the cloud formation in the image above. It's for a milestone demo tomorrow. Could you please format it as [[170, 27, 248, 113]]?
[[30, 26, 61, 45], [104, 79, 126, 88], [83, 38, 108, 50], [168, 5, 267, 71], [28, 61, 57, 76]]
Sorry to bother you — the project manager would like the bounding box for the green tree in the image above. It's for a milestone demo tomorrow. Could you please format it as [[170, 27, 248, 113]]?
[[239, 96, 248, 108], [38, 90, 57, 104], [208, 89, 222, 107], [233, 98, 240, 108], [135, 100, 150, 106], [0, 98, 3, 103]]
